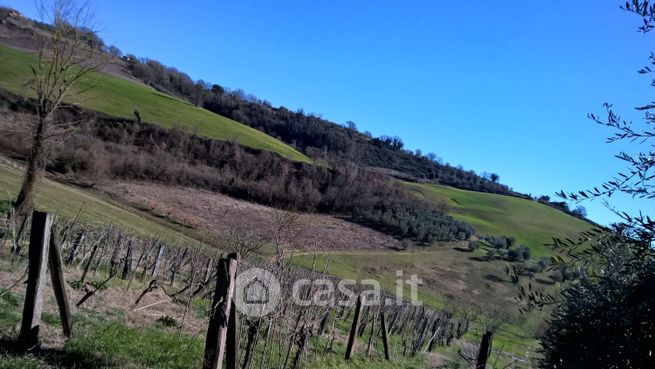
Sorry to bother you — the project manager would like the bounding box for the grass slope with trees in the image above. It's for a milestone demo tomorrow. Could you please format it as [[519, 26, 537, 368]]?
[[0, 44, 310, 163], [403, 182, 593, 257], [4, 2, 648, 368]]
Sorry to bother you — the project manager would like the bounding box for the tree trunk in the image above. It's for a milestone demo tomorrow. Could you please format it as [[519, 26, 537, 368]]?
[[13, 115, 48, 244], [345, 295, 363, 360]]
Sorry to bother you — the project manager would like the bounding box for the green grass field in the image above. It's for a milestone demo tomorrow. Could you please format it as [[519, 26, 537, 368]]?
[[403, 182, 593, 257], [0, 45, 310, 163], [0, 164, 202, 246]]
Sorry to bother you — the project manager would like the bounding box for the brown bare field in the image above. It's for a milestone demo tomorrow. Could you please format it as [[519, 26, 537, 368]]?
[[103, 182, 403, 252]]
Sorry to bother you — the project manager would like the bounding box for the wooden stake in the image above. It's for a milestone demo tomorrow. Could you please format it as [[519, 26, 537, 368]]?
[[203, 253, 238, 369], [152, 244, 165, 277], [476, 330, 493, 369], [80, 241, 99, 284], [48, 224, 73, 337], [18, 211, 52, 349], [380, 312, 391, 361], [366, 311, 377, 357], [345, 295, 363, 360], [121, 238, 133, 280], [65, 231, 85, 265], [226, 301, 239, 369]]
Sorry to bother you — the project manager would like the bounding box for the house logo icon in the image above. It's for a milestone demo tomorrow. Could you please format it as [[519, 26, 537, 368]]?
[[244, 277, 270, 304], [235, 268, 280, 317]]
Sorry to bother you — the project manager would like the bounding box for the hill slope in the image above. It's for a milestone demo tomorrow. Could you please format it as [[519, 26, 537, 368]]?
[[0, 45, 310, 163], [404, 182, 593, 257], [0, 162, 202, 246]]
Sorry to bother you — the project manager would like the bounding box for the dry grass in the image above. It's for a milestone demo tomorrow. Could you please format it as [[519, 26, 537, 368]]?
[[0, 248, 208, 344], [103, 182, 403, 252]]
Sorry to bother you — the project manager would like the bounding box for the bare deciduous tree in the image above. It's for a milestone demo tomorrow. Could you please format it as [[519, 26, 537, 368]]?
[[271, 209, 303, 267], [222, 227, 265, 259], [12, 0, 106, 240]]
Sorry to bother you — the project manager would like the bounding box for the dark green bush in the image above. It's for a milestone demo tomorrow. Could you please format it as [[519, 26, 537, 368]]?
[[157, 315, 178, 328]]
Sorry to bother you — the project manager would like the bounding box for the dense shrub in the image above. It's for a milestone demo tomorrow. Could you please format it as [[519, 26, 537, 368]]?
[[540, 239, 655, 369], [358, 206, 474, 244], [507, 245, 531, 262], [481, 235, 516, 249], [536, 257, 550, 272], [157, 316, 178, 328]]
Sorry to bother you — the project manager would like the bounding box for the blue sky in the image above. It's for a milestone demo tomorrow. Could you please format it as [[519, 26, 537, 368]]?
[[3, 0, 652, 225]]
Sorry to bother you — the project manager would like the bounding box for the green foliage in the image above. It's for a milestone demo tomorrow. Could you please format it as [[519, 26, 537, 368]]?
[[192, 298, 211, 318], [0, 200, 9, 215], [0, 45, 310, 163], [41, 312, 62, 326], [507, 245, 531, 262], [359, 206, 474, 244], [0, 289, 20, 307], [539, 236, 655, 369], [535, 6, 655, 366], [62, 320, 204, 368], [0, 289, 21, 328], [157, 315, 178, 328], [68, 280, 85, 290], [0, 356, 43, 369], [308, 355, 428, 369], [68, 279, 108, 291]]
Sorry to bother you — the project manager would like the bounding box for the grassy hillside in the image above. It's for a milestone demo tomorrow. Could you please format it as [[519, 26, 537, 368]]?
[[290, 183, 593, 360], [403, 182, 593, 257], [0, 45, 310, 163], [0, 163, 202, 246]]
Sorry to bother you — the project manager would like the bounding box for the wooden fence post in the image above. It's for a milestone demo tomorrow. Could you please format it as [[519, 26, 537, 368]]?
[[226, 301, 239, 369], [18, 211, 52, 349], [380, 312, 391, 361], [203, 253, 238, 369], [80, 241, 99, 284], [152, 244, 165, 277], [109, 234, 123, 276], [48, 224, 73, 337], [121, 238, 133, 280], [225, 253, 240, 369], [366, 311, 377, 357], [65, 231, 85, 265], [476, 330, 493, 369], [345, 295, 363, 360]]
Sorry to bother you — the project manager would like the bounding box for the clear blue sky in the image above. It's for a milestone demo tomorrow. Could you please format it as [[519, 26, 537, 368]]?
[[3, 0, 651, 225]]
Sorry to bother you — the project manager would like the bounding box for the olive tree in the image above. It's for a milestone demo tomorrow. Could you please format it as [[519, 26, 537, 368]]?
[[515, 2, 655, 368]]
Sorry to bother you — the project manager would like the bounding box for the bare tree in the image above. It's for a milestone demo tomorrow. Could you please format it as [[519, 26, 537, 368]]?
[[12, 0, 106, 238], [222, 227, 265, 259], [271, 209, 303, 267], [191, 79, 207, 107]]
